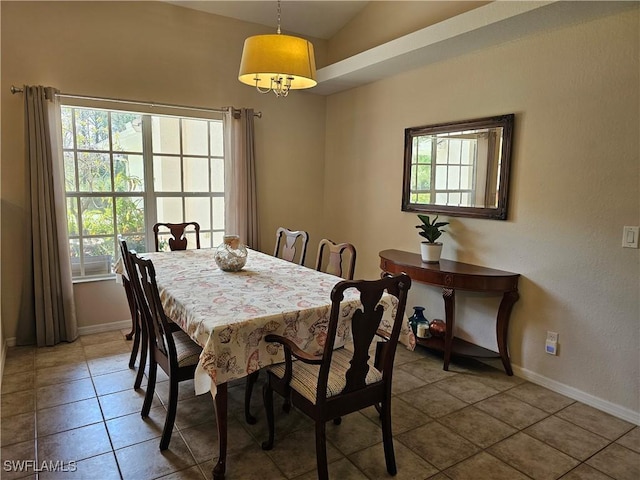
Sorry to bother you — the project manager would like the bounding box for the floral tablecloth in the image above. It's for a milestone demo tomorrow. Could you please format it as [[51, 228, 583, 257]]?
[[122, 248, 415, 396]]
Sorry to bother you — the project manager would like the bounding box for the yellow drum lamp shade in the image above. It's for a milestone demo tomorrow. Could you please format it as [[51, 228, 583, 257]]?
[[238, 34, 317, 91]]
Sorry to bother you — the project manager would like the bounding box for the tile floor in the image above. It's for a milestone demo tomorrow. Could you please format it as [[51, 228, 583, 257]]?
[[1, 330, 638, 480]]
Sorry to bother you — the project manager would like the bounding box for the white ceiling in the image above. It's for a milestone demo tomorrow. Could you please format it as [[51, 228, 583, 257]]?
[[167, 1, 369, 39]]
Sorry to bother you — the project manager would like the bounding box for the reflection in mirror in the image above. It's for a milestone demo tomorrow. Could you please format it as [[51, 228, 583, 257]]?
[[402, 114, 514, 220]]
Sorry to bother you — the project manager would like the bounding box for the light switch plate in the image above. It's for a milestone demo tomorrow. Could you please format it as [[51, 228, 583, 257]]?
[[622, 226, 639, 248]]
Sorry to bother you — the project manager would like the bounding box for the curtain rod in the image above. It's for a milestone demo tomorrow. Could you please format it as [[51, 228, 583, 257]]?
[[9, 85, 262, 118]]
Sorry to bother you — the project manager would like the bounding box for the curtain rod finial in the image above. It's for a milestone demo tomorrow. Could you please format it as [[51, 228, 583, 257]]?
[[10, 85, 24, 94]]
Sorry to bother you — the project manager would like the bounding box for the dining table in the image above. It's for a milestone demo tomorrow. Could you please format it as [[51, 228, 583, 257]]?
[[118, 247, 416, 479]]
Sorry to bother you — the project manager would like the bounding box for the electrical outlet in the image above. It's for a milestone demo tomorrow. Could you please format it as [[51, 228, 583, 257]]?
[[546, 331, 558, 343]]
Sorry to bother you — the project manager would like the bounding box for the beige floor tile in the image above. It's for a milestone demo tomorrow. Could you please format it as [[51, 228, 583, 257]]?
[[83, 340, 132, 359], [38, 423, 112, 464], [396, 421, 479, 470], [560, 463, 616, 480], [586, 443, 640, 480], [263, 425, 343, 478], [87, 353, 132, 377], [98, 386, 158, 420], [444, 451, 530, 480], [35, 362, 90, 387], [397, 357, 457, 384], [115, 435, 197, 480], [433, 375, 500, 403], [394, 345, 424, 365], [218, 444, 286, 480], [1, 371, 35, 395], [397, 384, 468, 418], [6, 346, 36, 360], [242, 401, 313, 442], [3, 355, 36, 376], [38, 452, 121, 480], [1, 412, 36, 447], [156, 465, 209, 480], [464, 364, 526, 392], [556, 402, 635, 441], [325, 412, 386, 455], [1, 390, 35, 418], [106, 406, 167, 450], [80, 331, 129, 346], [35, 346, 85, 370], [438, 406, 516, 449], [0, 439, 37, 480], [506, 382, 575, 414], [173, 394, 216, 430], [475, 392, 550, 429], [391, 367, 428, 395], [525, 415, 610, 461], [295, 457, 367, 480], [616, 426, 640, 453], [489, 432, 578, 480], [92, 368, 145, 396], [36, 378, 96, 409], [154, 379, 197, 405], [349, 439, 439, 479], [360, 396, 431, 435], [37, 397, 103, 436], [180, 418, 254, 464]]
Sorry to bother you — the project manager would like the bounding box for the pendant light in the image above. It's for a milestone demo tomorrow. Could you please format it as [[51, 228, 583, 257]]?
[[238, 0, 317, 97]]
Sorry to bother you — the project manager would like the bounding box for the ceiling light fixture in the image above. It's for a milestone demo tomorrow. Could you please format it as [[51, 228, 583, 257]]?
[[238, 0, 317, 97]]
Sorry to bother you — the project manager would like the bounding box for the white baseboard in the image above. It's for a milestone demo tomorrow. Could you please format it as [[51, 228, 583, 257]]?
[[77, 319, 132, 336], [4, 319, 132, 348], [512, 363, 640, 426]]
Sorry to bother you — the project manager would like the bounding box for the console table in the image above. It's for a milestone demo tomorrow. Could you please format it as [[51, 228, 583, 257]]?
[[379, 249, 520, 375]]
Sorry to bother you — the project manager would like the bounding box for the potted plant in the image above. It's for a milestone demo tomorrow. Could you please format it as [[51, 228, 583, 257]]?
[[416, 214, 449, 263]]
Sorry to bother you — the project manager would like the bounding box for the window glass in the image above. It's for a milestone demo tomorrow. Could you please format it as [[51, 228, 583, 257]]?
[[62, 106, 225, 279]]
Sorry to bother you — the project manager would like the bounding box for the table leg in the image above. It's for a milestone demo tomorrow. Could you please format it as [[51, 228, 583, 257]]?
[[212, 382, 228, 480], [442, 287, 455, 371], [496, 290, 519, 376]]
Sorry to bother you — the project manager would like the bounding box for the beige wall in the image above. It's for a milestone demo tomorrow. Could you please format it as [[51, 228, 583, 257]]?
[[324, 9, 639, 417], [1, 1, 327, 336], [327, 1, 489, 63]]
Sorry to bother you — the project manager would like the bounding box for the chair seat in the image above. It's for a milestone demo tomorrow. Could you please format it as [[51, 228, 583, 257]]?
[[173, 330, 202, 367], [267, 348, 382, 404]]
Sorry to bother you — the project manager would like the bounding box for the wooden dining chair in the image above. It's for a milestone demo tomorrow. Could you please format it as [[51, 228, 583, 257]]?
[[273, 227, 309, 265], [124, 248, 203, 451], [118, 240, 146, 390], [153, 222, 201, 252], [315, 239, 357, 280], [261, 273, 411, 480]]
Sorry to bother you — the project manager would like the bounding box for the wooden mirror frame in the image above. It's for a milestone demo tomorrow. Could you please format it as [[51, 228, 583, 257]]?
[[402, 114, 515, 220]]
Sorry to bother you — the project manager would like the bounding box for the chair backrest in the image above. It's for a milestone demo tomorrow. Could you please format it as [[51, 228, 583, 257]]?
[[124, 247, 178, 367], [318, 273, 411, 403], [274, 227, 309, 265], [153, 222, 201, 252], [315, 239, 357, 280]]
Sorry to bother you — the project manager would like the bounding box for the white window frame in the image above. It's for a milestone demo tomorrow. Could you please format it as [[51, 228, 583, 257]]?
[[62, 104, 225, 281]]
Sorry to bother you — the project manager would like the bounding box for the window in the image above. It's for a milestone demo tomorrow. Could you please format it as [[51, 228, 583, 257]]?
[[62, 106, 225, 279]]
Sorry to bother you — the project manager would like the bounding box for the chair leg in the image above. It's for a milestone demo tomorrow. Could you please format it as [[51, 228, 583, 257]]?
[[244, 371, 260, 424], [160, 376, 178, 451], [128, 316, 139, 369], [142, 358, 157, 418], [261, 381, 275, 450], [380, 399, 397, 475], [134, 314, 147, 390], [315, 420, 329, 480]]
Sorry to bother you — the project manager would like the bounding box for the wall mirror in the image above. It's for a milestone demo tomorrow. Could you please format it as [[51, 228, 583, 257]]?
[[402, 114, 514, 220]]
